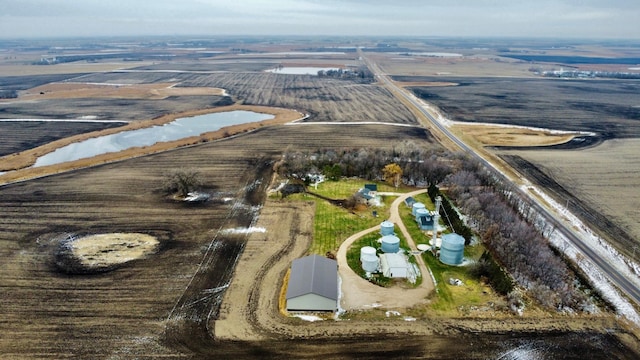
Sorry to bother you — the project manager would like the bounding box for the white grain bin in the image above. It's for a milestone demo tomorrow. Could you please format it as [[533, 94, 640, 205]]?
[[381, 235, 400, 253], [440, 233, 465, 265], [360, 246, 377, 261], [380, 220, 395, 236], [361, 254, 379, 273], [412, 202, 426, 216]]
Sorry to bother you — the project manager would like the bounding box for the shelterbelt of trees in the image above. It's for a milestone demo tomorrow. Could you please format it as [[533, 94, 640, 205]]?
[[278, 140, 599, 313]]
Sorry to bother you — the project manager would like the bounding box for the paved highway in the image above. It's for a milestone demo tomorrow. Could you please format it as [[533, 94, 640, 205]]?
[[360, 53, 640, 307]]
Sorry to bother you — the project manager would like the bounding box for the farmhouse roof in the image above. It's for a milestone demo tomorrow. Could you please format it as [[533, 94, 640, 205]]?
[[358, 187, 374, 200], [286, 255, 338, 300]]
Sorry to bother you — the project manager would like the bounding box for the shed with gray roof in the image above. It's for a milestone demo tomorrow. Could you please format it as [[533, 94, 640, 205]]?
[[286, 254, 338, 312]]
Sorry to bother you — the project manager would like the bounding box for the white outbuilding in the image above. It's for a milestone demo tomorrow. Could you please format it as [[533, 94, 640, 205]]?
[[380, 253, 409, 278]]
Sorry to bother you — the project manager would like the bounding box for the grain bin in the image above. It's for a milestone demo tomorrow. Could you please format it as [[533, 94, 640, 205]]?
[[412, 202, 426, 216], [381, 235, 400, 253], [440, 233, 465, 265], [360, 246, 377, 261], [361, 254, 379, 273], [415, 208, 430, 221], [380, 220, 395, 236]]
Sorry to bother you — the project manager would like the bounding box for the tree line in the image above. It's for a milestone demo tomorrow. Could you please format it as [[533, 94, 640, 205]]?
[[443, 158, 591, 311], [278, 140, 451, 187]]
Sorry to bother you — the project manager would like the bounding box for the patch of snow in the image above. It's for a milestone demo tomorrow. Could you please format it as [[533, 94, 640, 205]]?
[[335, 275, 346, 318], [286, 121, 419, 128], [363, 303, 383, 308], [265, 67, 340, 75], [294, 314, 324, 322], [385, 310, 401, 317], [220, 227, 266, 235], [404, 316, 417, 321], [526, 184, 640, 325]]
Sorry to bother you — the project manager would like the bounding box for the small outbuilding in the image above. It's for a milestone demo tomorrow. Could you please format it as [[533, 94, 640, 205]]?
[[380, 253, 409, 278], [404, 196, 416, 208], [286, 254, 338, 312]]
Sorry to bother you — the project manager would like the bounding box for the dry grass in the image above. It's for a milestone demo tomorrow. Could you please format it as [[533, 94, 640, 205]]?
[[19, 82, 225, 100], [452, 123, 576, 147], [67, 233, 159, 270]]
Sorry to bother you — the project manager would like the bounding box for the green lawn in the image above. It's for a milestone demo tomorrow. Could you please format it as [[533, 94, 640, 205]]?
[[422, 248, 493, 313], [287, 179, 406, 255]]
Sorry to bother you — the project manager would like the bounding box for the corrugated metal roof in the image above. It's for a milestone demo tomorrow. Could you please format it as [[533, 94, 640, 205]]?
[[286, 255, 338, 300], [381, 253, 408, 268]]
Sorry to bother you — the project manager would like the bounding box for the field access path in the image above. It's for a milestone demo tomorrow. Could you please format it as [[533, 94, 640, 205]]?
[[337, 189, 434, 310]]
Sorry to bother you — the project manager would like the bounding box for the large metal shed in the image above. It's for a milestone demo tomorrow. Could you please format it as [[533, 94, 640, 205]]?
[[286, 255, 338, 312]]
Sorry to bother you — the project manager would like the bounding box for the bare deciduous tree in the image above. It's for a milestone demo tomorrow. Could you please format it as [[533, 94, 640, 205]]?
[[163, 168, 202, 198]]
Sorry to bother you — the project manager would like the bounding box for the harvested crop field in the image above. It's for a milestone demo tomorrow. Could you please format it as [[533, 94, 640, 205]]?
[[1, 122, 636, 357], [374, 53, 538, 77], [73, 71, 417, 123], [407, 77, 640, 138], [0, 94, 234, 121], [0, 123, 447, 358], [499, 138, 640, 259]]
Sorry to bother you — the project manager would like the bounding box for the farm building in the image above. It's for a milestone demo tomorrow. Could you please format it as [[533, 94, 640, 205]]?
[[364, 184, 378, 193], [380, 253, 409, 278], [415, 208, 435, 231], [356, 185, 381, 206], [286, 255, 338, 312], [404, 196, 416, 208]]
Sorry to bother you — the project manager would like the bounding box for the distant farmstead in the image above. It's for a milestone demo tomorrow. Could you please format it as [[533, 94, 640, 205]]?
[[286, 255, 338, 312]]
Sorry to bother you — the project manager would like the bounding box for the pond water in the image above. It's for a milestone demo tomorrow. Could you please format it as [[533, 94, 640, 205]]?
[[33, 110, 273, 168], [265, 67, 340, 75]]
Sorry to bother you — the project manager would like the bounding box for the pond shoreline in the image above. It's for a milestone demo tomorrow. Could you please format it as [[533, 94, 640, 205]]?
[[0, 105, 305, 185]]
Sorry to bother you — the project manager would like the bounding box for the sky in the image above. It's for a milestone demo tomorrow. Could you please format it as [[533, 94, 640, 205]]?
[[0, 0, 638, 39]]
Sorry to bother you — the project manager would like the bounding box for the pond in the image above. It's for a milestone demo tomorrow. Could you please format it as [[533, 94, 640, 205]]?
[[33, 110, 274, 167]]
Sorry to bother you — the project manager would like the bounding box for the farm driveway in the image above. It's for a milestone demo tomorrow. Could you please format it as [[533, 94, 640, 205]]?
[[337, 189, 434, 310]]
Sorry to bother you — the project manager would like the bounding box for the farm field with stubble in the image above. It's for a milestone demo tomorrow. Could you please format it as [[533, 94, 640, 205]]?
[[1, 38, 640, 358]]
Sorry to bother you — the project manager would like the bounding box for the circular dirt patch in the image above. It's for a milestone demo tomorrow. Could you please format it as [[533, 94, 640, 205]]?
[[54, 233, 159, 274]]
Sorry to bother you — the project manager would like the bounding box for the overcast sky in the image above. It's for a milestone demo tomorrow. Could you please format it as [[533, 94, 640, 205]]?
[[0, 0, 638, 39]]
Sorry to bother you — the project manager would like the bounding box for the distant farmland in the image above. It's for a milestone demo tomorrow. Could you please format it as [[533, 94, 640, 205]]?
[[404, 75, 640, 259], [404, 76, 640, 139]]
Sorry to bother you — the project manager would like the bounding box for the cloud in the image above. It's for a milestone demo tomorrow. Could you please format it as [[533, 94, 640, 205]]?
[[0, 0, 637, 39]]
